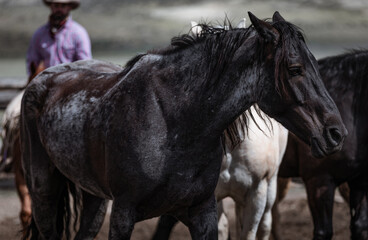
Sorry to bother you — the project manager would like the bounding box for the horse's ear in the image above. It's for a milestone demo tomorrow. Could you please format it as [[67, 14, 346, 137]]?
[[248, 12, 279, 45], [191, 21, 202, 36], [236, 18, 246, 29], [272, 11, 285, 22]]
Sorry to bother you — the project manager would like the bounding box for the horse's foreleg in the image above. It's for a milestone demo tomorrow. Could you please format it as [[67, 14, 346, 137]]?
[[74, 191, 108, 240], [271, 177, 291, 240], [186, 195, 218, 240], [108, 198, 136, 240], [152, 200, 226, 240], [257, 176, 279, 240], [152, 215, 178, 240], [13, 136, 31, 235], [348, 176, 368, 240], [305, 175, 336, 240], [217, 200, 230, 240], [236, 179, 268, 240]]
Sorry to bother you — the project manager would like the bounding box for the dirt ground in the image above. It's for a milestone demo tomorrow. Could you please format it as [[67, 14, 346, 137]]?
[[0, 173, 350, 240]]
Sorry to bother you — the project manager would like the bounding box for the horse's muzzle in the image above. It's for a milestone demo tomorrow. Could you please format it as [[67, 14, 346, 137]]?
[[311, 124, 347, 158]]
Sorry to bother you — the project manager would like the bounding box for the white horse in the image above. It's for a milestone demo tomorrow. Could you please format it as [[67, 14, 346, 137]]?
[[0, 90, 23, 169], [0, 61, 46, 235], [216, 105, 288, 240], [0, 90, 33, 234]]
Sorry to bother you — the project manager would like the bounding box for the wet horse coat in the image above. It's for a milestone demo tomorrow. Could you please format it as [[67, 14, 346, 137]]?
[[21, 12, 346, 239], [0, 60, 121, 237]]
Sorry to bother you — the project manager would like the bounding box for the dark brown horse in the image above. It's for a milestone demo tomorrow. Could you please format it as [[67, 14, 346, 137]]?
[[273, 49, 368, 240], [21, 12, 346, 240]]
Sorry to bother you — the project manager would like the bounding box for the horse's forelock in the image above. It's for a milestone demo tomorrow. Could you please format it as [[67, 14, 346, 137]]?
[[272, 21, 306, 99]]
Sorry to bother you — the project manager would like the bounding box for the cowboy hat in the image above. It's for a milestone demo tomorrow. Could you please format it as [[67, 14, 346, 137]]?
[[43, 0, 80, 10]]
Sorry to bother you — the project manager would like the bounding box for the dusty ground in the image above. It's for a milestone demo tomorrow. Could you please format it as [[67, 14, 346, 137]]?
[[0, 173, 350, 240]]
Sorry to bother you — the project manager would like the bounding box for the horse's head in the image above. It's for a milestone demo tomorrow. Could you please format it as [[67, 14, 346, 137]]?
[[250, 11, 347, 158]]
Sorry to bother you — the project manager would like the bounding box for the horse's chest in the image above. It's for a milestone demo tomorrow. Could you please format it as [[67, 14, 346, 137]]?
[[138, 169, 219, 217]]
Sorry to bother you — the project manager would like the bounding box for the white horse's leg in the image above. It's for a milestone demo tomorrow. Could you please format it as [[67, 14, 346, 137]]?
[[236, 179, 268, 240], [257, 175, 278, 240], [217, 200, 230, 240], [218, 212, 229, 240]]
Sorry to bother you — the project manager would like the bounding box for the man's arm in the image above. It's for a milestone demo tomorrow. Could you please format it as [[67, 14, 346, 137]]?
[[75, 27, 92, 60], [26, 32, 42, 77]]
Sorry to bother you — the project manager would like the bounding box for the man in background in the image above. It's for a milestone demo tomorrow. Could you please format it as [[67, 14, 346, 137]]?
[[26, 0, 91, 78], [9, 0, 92, 231]]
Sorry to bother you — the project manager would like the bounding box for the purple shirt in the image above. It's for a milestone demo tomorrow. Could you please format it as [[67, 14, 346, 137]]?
[[26, 17, 92, 76]]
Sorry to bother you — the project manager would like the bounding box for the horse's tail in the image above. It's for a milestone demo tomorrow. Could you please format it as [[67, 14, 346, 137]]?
[[20, 79, 82, 239], [58, 179, 83, 240], [21, 180, 82, 240], [21, 77, 47, 240]]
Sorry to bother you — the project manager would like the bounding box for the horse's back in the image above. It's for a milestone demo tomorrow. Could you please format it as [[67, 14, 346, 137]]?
[[23, 58, 124, 140], [72, 59, 123, 72], [20, 59, 125, 196], [22, 59, 122, 114]]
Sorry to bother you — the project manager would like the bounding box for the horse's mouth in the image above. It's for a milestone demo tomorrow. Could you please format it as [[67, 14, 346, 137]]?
[[310, 137, 327, 158]]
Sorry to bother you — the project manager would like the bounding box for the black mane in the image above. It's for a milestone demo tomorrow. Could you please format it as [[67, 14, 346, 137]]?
[[319, 49, 368, 117], [121, 19, 304, 149], [272, 21, 306, 98], [123, 20, 256, 94]]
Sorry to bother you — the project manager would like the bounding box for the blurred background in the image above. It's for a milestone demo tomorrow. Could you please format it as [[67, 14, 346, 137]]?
[[1, 0, 368, 77], [0, 0, 367, 239]]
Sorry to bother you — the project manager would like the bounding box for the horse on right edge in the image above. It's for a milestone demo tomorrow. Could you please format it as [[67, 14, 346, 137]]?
[[273, 49, 368, 240]]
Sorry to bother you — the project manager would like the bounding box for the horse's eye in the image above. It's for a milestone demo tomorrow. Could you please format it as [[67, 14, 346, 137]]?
[[288, 66, 303, 76]]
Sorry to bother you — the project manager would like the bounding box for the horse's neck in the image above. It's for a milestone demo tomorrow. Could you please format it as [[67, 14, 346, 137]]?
[[113, 35, 262, 140], [159, 41, 261, 136]]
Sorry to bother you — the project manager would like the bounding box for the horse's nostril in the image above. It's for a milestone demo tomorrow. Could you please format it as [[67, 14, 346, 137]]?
[[328, 127, 342, 146]]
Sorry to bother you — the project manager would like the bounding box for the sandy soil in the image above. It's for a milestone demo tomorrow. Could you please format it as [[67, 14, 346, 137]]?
[[0, 173, 350, 240]]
